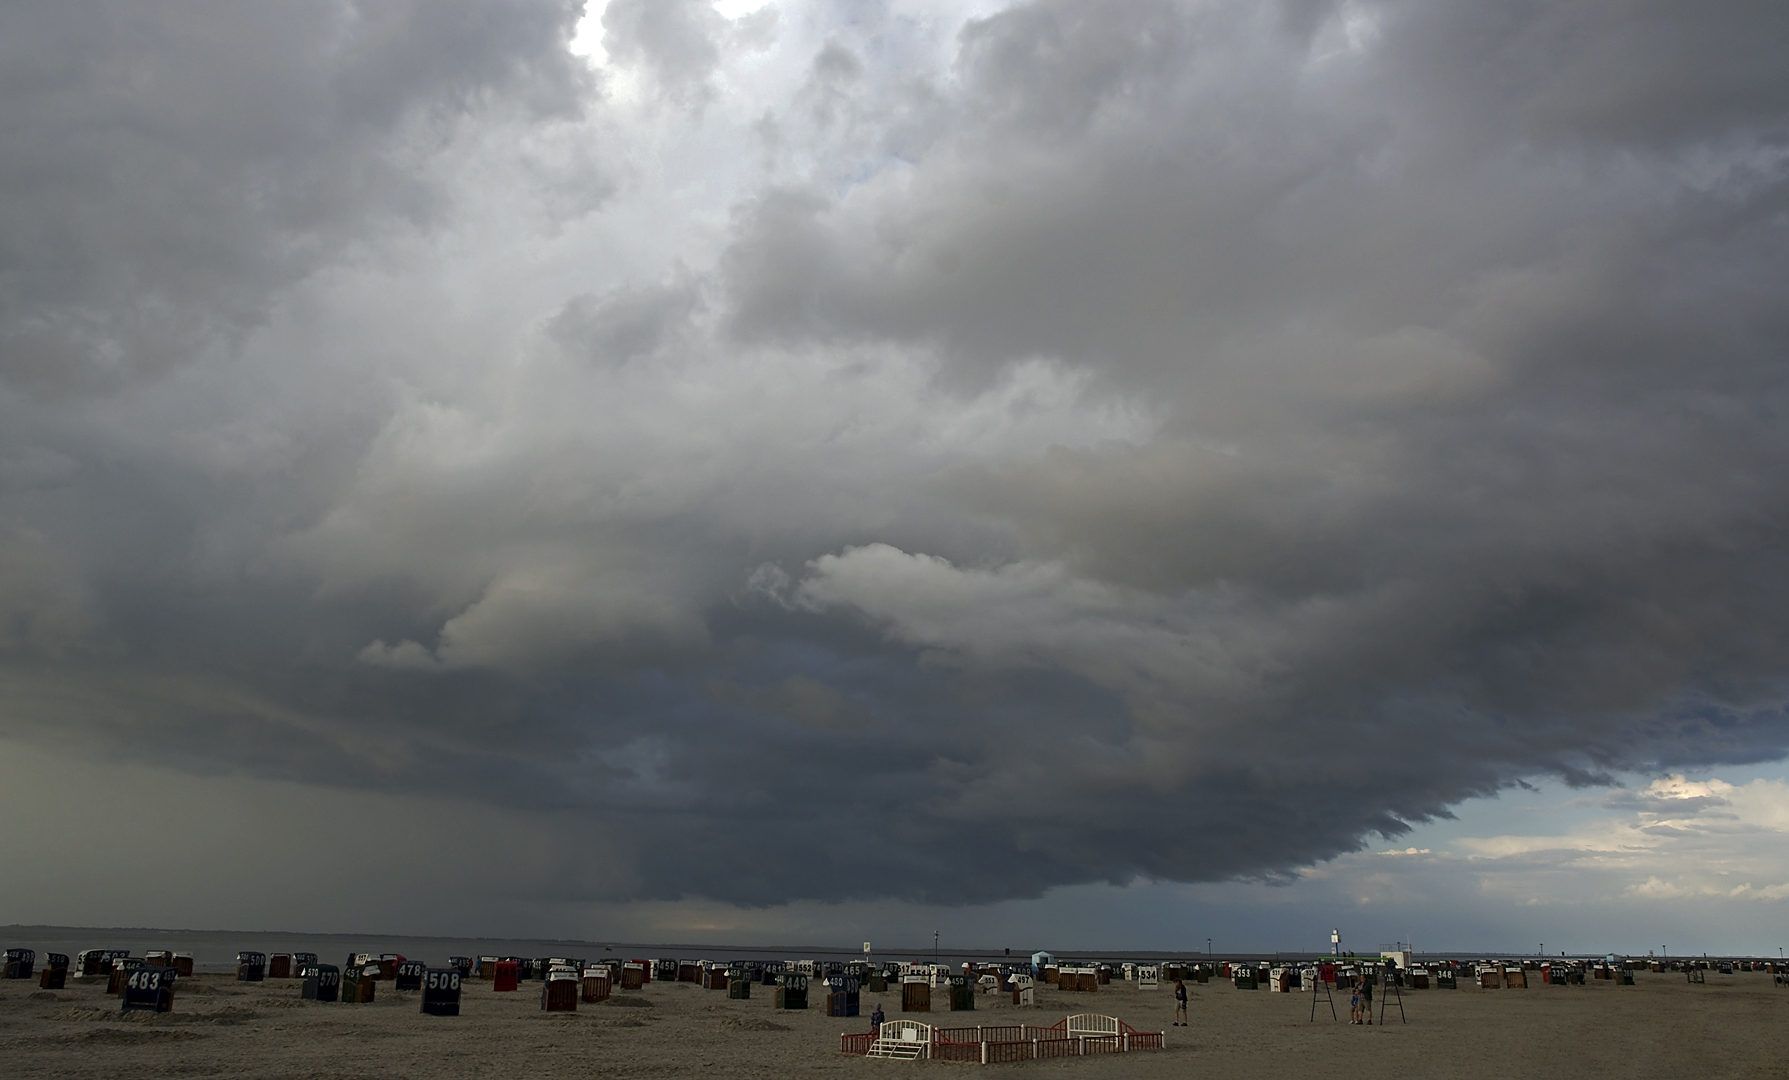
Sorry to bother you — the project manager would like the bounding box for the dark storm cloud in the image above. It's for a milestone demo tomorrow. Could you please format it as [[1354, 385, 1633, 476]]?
[[0, 0, 588, 392], [3, 0, 1789, 912]]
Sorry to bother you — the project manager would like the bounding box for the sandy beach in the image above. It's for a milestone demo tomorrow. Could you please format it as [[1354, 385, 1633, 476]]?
[[2, 967, 1783, 1079]]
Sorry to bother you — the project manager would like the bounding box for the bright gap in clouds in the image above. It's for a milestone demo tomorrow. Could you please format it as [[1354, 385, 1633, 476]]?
[[568, 2, 604, 59], [570, 1, 777, 59], [1004, 768, 1789, 957]]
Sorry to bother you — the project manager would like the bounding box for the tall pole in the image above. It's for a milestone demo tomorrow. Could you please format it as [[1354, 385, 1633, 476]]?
[[934, 931, 939, 965]]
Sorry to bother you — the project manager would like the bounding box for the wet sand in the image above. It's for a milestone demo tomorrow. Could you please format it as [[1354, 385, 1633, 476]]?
[[2, 969, 1783, 1078]]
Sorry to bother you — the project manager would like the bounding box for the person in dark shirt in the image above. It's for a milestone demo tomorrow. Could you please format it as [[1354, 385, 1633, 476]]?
[[870, 1003, 885, 1029], [1173, 978, 1188, 1025]]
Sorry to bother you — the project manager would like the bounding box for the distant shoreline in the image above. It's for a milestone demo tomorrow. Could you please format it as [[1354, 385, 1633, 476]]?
[[1, 924, 1742, 964]]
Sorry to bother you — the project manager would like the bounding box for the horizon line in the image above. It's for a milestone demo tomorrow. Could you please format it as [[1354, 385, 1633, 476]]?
[[0, 924, 1759, 960]]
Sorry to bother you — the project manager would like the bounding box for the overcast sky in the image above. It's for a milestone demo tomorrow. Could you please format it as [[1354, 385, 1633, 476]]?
[[2, 0, 1788, 955]]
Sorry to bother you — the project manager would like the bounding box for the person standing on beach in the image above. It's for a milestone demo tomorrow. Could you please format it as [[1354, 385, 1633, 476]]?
[[870, 1003, 884, 1030], [1173, 978, 1188, 1026], [1349, 980, 1362, 1024], [1361, 974, 1374, 1025]]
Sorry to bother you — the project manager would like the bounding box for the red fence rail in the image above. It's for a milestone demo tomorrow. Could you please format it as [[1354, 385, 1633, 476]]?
[[841, 1017, 1166, 1062], [935, 1024, 1063, 1044], [983, 1041, 1034, 1064]]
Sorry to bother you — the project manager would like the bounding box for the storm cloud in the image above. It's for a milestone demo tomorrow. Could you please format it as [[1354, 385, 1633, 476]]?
[[3, 0, 1788, 923]]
